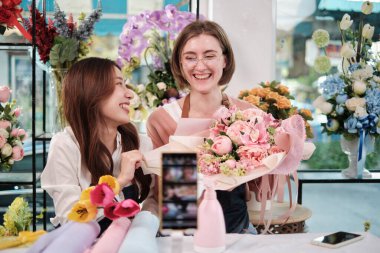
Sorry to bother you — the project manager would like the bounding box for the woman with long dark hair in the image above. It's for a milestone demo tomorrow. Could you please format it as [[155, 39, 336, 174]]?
[[42, 57, 157, 230]]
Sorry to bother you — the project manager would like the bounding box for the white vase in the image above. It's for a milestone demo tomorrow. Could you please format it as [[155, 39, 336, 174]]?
[[340, 136, 373, 179], [48, 67, 68, 133]]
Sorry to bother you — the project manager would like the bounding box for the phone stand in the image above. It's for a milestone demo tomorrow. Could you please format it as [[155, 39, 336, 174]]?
[[193, 187, 226, 253]]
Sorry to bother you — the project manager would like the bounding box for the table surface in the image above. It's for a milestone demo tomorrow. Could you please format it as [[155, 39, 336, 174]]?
[[296, 171, 380, 181], [3, 232, 379, 253], [156, 232, 380, 253]]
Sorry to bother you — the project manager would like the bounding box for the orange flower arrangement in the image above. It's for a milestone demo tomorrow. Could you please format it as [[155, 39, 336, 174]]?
[[239, 80, 314, 139]]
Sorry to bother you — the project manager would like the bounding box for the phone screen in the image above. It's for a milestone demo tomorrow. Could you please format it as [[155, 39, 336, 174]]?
[[160, 153, 198, 230], [316, 231, 362, 245]]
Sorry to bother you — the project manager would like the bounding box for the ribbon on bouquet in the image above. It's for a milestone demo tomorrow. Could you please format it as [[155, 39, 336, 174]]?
[[356, 129, 375, 179], [0, 4, 32, 41]]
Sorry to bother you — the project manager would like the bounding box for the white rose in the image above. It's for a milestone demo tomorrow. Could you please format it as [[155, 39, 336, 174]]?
[[146, 92, 158, 107], [156, 82, 167, 91], [353, 80, 367, 95], [8, 159, 14, 165], [136, 84, 145, 93], [373, 75, 380, 83], [1, 143, 13, 157], [362, 24, 374, 39], [352, 65, 373, 80], [0, 129, 9, 139], [340, 14, 353, 30], [345, 97, 366, 112], [354, 106, 368, 118], [340, 43, 356, 58], [361, 1, 373, 15], [313, 96, 333, 114]]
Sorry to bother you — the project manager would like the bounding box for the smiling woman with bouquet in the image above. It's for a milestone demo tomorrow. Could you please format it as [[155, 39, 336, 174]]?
[[147, 20, 259, 234]]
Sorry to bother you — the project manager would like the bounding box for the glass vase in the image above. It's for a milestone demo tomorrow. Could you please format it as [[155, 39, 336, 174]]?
[[340, 135, 373, 179], [48, 67, 68, 133]]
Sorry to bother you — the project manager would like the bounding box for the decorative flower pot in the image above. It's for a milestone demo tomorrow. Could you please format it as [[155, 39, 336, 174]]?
[[48, 67, 68, 133], [340, 135, 373, 179]]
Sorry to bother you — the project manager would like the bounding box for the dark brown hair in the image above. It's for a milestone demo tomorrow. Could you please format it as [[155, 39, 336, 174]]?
[[63, 57, 151, 202], [171, 20, 235, 89]]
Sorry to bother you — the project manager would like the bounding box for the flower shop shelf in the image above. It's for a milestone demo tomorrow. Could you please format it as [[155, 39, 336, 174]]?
[[0, 172, 41, 185], [294, 171, 380, 204]]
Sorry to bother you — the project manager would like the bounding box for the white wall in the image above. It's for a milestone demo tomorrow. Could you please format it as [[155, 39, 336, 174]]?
[[209, 0, 276, 97]]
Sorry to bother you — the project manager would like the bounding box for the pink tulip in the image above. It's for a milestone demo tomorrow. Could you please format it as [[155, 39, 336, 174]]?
[[90, 183, 115, 207], [12, 146, 24, 161], [0, 86, 11, 103], [103, 202, 120, 220], [113, 199, 140, 218]]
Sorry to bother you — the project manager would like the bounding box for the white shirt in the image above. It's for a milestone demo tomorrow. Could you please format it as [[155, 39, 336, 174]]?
[[41, 127, 155, 226]]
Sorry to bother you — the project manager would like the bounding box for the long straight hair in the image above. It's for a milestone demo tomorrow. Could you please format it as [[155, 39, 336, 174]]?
[[62, 57, 151, 202]]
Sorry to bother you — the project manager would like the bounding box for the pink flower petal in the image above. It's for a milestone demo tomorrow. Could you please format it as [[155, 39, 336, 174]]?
[[104, 202, 120, 220], [90, 183, 115, 207], [113, 199, 140, 218]]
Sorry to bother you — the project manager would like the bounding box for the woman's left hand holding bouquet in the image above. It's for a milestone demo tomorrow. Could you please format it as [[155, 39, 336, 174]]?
[[118, 150, 143, 188]]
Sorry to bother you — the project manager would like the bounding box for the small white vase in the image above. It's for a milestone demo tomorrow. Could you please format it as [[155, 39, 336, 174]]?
[[340, 136, 373, 179]]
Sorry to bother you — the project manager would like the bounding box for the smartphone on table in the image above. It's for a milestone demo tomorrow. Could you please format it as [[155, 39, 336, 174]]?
[[159, 152, 198, 236], [311, 231, 364, 248]]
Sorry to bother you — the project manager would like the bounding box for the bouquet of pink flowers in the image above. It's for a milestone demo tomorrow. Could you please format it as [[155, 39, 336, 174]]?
[[198, 106, 315, 189], [0, 86, 27, 172], [68, 175, 140, 223]]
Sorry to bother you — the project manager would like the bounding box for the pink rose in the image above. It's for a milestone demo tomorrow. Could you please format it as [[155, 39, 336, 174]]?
[[0, 120, 11, 129], [0, 86, 11, 103], [11, 128, 27, 141], [11, 129, 19, 137], [211, 136, 233, 155], [12, 146, 24, 161], [241, 108, 266, 123], [213, 106, 232, 123], [13, 107, 22, 117], [226, 120, 251, 145], [224, 159, 236, 169], [237, 145, 269, 167]]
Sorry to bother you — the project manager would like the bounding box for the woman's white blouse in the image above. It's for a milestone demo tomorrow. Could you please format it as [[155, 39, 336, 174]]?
[[41, 127, 155, 226]]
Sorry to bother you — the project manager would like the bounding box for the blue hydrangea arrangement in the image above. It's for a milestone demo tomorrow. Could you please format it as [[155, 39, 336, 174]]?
[[312, 1, 380, 138]]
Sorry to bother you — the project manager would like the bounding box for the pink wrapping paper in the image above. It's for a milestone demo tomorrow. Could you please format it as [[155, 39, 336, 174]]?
[[142, 117, 315, 190], [86, 218, 131, 253]]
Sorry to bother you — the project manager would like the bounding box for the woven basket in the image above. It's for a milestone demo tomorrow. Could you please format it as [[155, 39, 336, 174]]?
[[249, 202, 312, 234]]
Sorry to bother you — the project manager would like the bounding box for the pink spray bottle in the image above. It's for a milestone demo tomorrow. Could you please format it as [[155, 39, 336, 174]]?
[[193, 181, 226, 253]]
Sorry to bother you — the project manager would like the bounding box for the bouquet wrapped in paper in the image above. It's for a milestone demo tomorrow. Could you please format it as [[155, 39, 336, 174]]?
[[197, 106, 315, 190], [142, 106, 315, 190]]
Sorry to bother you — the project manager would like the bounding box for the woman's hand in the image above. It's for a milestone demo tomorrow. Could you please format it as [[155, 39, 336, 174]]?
[[118, 150, 143, 188]]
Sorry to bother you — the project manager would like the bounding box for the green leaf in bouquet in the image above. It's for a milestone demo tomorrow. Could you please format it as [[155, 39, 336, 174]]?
[[50, 37, 79, 67]]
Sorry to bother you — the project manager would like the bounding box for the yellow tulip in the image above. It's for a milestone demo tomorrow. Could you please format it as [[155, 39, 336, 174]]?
[[80, 186, 95, 201], [98, 175, 120, 195], [67, 200, 97, 223]]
